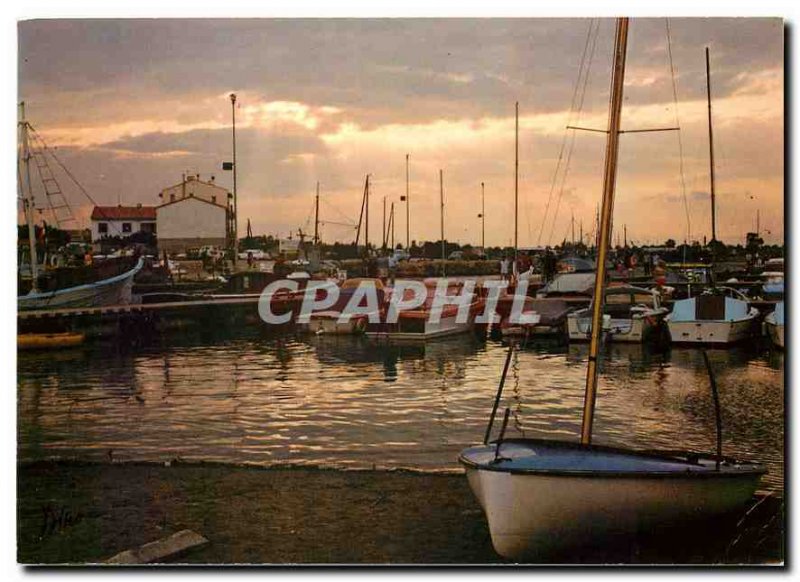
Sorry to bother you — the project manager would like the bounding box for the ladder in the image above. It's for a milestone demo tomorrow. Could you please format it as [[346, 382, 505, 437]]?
[[28, 130, 76, 228]]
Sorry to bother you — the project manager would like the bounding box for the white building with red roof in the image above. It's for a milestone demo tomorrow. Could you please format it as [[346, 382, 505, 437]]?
[[90, 204, 157, 242]]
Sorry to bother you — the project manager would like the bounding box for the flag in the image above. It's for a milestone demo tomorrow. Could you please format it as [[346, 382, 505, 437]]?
[[222, 162, 234, 171], [400, 195, 406, 201]]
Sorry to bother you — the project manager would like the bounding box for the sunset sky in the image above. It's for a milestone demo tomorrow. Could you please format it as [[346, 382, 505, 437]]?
[[18, 17, 784, 247]]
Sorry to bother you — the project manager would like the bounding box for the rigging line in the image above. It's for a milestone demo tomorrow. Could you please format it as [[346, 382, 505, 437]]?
[[320, 196, 357, 224], [27, 126, 126, 236], [536, 18, 596, 246], [666, 18, 692, 245], [547, 17, 601, 245]]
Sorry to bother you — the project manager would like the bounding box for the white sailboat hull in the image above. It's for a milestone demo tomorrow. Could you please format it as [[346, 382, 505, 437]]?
[[17, 258, 144, 311], [568, 312, 665, 343], [465, 463, 762, 559], [460, 439, 765, 560], [667, 317, 757, 346]]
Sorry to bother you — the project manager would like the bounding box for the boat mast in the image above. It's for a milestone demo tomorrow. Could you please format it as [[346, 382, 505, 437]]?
[[405, 154, 410, 249], [580, 17, 629, 445], [314, 181, 320, 246], [19, 102, 39, 292], [365, 174, 370, 255], [481, 181, 486, 250], [230, 93, 238, 265], [514, 102, 519, 265], [706, 47, 717, 244], [440, 169, 446, 276]]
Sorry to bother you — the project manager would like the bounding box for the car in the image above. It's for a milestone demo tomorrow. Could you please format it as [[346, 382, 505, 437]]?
[[448, 251, 464, 260], [199, 245, 225, 260], [238, 249, 268, 260]]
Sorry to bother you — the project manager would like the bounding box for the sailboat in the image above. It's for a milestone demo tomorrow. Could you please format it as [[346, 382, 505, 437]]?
[[17, 103, 144, 312], [459, 19, 765, 560], [665, 48, 759, 346]]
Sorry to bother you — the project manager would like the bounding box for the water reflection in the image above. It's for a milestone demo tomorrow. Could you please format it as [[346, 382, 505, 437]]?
[[18, 328, 783, 491]]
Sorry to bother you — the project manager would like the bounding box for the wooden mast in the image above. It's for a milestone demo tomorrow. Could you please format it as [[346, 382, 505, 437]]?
[[19, 101, 39, 292], [580, 17, 629, 445], [514, 102, 519, 265], [706, 47, 717, 244], [440, 169, 446, 276], [315, 183, 320, 246], [481, 181, 486, 250], [405, 154, 410, 249]]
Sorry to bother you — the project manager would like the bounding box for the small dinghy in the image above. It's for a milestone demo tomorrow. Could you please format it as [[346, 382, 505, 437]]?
[[459, 18, 766, 560]]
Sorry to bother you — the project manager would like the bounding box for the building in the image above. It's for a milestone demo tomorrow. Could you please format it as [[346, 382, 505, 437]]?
[[90, 204, 157, 242], [156, 174, 233, 253]]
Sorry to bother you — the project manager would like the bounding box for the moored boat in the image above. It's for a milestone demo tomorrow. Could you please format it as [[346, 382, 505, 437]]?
[[567, 285, 668, 343], [18, 331, 85, 350], [18, 257, 144, 311], [366, 279, 485, 341], [306, 278, 386, 335], [666, 289, 759, 346]]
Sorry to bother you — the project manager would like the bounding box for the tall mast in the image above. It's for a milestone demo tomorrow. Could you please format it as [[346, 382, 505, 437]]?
[[230, 93, 238, 265], [440, 169, 446, 277], [580, 17, 629, 446], [390, 202, 395, 249], [706, 47, 717, 244], [316, 182, 321, 245], [405, 154, 410, 249], [365, 174, 370, 254], [481, 181, 486, 250], [19, 101, 39, 291], [514, 101, 519, 263], [382, 195, 387, 250]]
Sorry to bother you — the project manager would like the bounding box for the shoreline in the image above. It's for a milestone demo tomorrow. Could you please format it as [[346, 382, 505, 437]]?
[[18, 460, 784, 565]]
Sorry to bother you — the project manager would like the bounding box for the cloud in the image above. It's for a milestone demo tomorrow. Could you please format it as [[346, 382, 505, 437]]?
[[18, 17, 784, 245]]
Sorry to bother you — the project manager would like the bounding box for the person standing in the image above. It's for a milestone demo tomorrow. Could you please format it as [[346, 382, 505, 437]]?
[[500, 256, 510, 281]]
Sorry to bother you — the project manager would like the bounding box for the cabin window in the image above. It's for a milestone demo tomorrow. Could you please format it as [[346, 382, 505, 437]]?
[[122, 222, 132, 233], [98, 222, 108, 234]]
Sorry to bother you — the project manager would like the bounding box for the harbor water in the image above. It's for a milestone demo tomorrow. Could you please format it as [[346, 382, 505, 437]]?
[[17, 328, 784, 493]]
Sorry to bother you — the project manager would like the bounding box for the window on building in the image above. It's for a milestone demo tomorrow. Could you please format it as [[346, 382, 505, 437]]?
[[122, 222, 132, 233], [98, 222, 108, 234]]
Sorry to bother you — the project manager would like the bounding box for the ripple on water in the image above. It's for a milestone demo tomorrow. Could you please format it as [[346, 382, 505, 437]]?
[[17, 331, 784, 492]]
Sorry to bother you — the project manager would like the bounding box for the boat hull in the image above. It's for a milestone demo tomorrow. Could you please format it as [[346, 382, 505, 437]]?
[[18, 257, 144, 311], [667, 317, 757, 346], [464, 463, 763, 559], [17, 332, 85, 350], [306, 313, 368, 335], [568, 314, 663, 343]]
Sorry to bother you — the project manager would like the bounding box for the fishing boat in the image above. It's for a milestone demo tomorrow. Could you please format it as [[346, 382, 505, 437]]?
[[17, 103, 145, 312], [306, 278, 387, 335], [567, 285, 668, 343], [666, 288, 759, 346], [764, 301, 784, 349], [18, 257, 144, 311], [459, 19, 765, 560]]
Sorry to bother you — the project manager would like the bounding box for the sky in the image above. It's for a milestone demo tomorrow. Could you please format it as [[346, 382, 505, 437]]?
[[17, 17, 784, 247]]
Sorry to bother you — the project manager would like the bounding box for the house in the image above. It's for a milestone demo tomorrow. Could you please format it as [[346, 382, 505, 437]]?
[[157, 191, 232, 255], [90, 204, 157, 242], [158, 173, 232, 207]]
